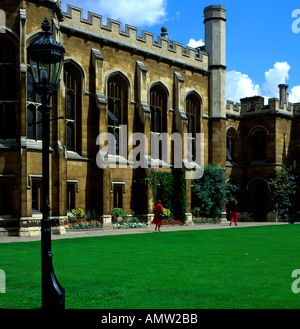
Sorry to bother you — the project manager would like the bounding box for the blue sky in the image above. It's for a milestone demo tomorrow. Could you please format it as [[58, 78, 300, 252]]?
[[60, 0, 300, 103]]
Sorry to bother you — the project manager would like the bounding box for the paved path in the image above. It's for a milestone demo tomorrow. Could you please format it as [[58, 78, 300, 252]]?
[[0, 222, 291, 244]]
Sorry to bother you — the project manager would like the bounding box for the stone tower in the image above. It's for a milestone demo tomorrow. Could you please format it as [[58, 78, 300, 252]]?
[[204, 5, 227, 166]]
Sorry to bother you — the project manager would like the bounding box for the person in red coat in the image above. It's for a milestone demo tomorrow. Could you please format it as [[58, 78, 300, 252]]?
[[152, 200, 164, 231], [230, 199, 239, 226]]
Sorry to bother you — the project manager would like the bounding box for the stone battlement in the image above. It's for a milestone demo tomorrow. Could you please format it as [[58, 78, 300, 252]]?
[[227, 85, 300, 118], [61, 4, 208, 71], [227, 96, 300, 117]]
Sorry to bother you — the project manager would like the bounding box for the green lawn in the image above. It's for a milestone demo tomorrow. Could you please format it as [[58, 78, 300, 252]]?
[[1, 225, 300, 309]]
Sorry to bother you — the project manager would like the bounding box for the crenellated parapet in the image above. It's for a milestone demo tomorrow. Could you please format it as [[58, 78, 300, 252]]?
[[60, 4, 209, 73], [226, 100, 241, 117], [226, 85, 300, 118], [293, 102, 300, 116]]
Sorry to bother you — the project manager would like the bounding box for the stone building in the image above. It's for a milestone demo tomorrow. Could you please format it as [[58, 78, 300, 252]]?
[[0, 0, 299, 236], [226, 86, 300, 222]]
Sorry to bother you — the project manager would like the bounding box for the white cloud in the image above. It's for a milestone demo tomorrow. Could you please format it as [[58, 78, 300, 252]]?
[[226, 71, 261, 102], [187, 38, 204, 48], [226, 62, 300, 104], [85, 0, 168, 27], [290, 86, 300, 103], [262, 62, 290, 98]]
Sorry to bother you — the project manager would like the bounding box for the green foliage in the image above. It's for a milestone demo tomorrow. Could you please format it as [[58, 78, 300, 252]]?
[[172, 171, 187, 223], [68, 208, 103, 229], [71, 208, 85, 219], [163, 208, 172, 219], [68, 220, 103, 229], [85, 209, 100, 221], [133, 171, 187, 222], [149, 170, 186, 223], [191, 207, 201, 217], [192, 217, 221, 224], [149, 170, 174, 210], [225, 182, 238, 204], [192, 164, 236, 219], [269, 162, 298, 219], [112, 208, 124, 220]]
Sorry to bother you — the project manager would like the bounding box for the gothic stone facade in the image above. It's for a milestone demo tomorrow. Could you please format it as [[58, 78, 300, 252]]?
[[0, 0, 299, 236], [226, 90, 300, 222]]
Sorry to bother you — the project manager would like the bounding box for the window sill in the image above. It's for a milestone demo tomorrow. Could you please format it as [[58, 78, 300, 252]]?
[[98, 152, 134, 166], [21, 138, 54, 152], [66, 151, 89, 162], [145, 155, 172, 169]]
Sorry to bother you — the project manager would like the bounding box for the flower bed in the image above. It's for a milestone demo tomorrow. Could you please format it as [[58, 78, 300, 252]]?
[[68, 208, 103, 230], [193, 217, 221, 224], [162, 218, 183, 226], [68, 220, 103, 230], [113, 219, 148, 229]]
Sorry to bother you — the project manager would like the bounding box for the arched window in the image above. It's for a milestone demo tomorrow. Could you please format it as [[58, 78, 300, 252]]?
[[186, 92, 201, 162], [0, 36, 17, 139], [27, 69, 42, 140], [64, 62, 82, 153], [226, 128, 238, 162], [150, 84, 168, 161], [251, 129, 267, 162], [150, 84, 167, 134], [107, 74, 128, 156]]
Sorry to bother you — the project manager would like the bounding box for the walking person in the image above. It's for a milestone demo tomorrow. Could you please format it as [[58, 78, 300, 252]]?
[[152, 200, 164, 231], [230, 199, 239, 226]]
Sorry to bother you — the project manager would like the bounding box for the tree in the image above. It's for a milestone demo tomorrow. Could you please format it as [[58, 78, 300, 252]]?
[[192, 164, 237, 219], [270, 161, 298, 223]]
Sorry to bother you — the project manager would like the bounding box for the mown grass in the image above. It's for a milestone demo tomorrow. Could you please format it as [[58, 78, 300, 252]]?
[[0, 225, 300, 309]]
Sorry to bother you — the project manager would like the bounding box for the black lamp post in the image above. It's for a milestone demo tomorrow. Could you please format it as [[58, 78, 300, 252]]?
[[28, 18, 65, 309]]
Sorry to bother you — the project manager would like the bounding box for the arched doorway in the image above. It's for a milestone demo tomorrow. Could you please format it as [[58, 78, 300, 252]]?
[[248, 178, 269, 221]]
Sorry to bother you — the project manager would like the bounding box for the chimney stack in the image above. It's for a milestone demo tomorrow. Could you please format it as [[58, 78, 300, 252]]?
[[278, 84, 289, 106]]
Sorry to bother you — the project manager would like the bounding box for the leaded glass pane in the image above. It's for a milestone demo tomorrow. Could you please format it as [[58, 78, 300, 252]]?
[[37, 108, 43, 141], [156, 109, 161, 133], [151, 107, 155, 132], [27, 106, 34, 139], [67, 91, 74, 120], [67, 123, 74, 151], [27, 71, 35, 102], [115, 101, 120, 126]]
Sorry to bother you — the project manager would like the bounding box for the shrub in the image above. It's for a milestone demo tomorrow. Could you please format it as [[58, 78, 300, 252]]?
[[112, 208, 124, 220], [270, 161, 298, 220], [192, 207, 201, 218], [71, 208, 85, 219], [163, 208, 173, 220], [192, 164, 236, 219]]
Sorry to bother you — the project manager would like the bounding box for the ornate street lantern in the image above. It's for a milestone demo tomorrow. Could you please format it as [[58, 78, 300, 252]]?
[[28, 18, 65, 310], [28, 17, 65, 94]]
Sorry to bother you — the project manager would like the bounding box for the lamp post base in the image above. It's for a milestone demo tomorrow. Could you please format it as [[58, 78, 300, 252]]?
[[41, 225, 65, 310], [42, 252, 65, 309]]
